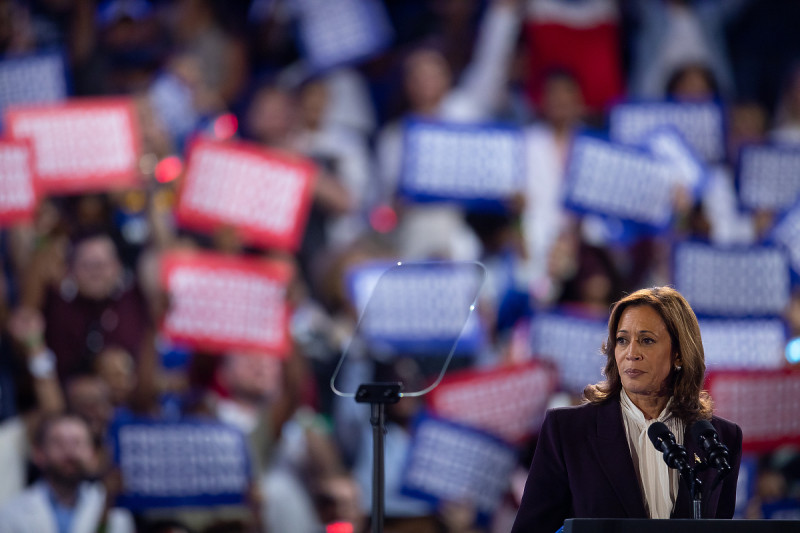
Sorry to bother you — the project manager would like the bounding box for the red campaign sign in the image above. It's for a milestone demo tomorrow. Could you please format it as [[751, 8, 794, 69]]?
[[5, 98, 141, 194], [427, 360, 558, 443], [706, 369, 800, 453], [159, 251, 293, 356], [0, 140, 38, 226], [176, 139, 317, 252]]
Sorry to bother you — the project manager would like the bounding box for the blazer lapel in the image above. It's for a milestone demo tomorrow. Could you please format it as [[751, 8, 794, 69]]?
[[593, 399, 648, 518]]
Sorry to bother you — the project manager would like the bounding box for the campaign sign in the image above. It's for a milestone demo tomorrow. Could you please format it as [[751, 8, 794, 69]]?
[[706, 370, 800, 453], [400, 120, 525, 210], [0, 52, 67, 128], [160, 251, 292, 355], [111, 418, 251, 510], [5, 98, 140, 194], [148, 71, 199, 147], [0, 141, 37, 225], [609, 102, 726, 162], [738, 144, 800, 213], [345, 261, 485, 358], [641, 126, 708, 198], [529, 310, 607, 394], [673, 242, 791, 318], [772, 204, 800, 279], [426, 361, 557, 443], [176, 139, 316, 252], [699, 318, 787, 370], [295, 0, 393, 72], [401, 413, 517, 520], [564, 136, 675, 229]]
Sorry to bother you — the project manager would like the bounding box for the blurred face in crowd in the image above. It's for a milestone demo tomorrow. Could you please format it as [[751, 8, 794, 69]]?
[[542, 73, 585, 130], [247, 87, 296, 146], [95, 346, 137, 407], [299, 79, 329, 131], [35, 417, 97, 489], [614, 305, 677, 408], [404, 49, 452, 114], [67, 376, 114, 441], [71, 236, 122, 300], [667, 64, 717, 102], [221, 353, 282, 404]]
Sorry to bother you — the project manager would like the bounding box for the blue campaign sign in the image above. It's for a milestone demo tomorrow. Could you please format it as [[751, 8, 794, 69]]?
[[0, 52, 67, 128], [111, 418, 252, 510], [295, 0, 393, 73], [529, 309, 608, 394], [772, 202, 800, 282], [401, 413, 517, 521], [699, 318, 788, 370], [673, 242, 791, 318], [400, 120, 525, 212], [609, 101, 726, 163], [641, 126, 709, 199], [345, 261, 486, 357], [564, 135, 676, 229], [738, 144, 800, 213]]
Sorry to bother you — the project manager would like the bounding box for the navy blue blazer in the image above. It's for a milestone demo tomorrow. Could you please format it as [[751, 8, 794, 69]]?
[[510, 398, 743, 533]]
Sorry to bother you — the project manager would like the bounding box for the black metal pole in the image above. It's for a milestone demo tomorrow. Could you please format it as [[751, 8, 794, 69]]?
[[371, 402, 386, 533], [355, 382, 402, 533], [689, 468, 703, 519]]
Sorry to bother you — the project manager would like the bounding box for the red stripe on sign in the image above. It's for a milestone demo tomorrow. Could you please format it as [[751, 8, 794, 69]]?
[[706, 369, 800, 453], [427, 360, 558, 443]]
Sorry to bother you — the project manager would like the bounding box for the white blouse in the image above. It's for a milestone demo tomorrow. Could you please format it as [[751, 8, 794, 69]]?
[[620, 389, 685, 519]]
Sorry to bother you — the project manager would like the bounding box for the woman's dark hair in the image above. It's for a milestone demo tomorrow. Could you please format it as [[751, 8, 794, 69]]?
[[584, 286, 713, 423]]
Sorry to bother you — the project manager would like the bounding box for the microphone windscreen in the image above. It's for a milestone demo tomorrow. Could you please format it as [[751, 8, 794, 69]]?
[[647, 421, 671, 448], [689, 419, 716, 444]]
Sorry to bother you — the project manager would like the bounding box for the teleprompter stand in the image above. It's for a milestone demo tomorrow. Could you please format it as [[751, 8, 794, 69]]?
[[355, 382, 403, 533]]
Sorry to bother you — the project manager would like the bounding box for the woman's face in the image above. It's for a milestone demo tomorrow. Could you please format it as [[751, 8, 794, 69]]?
[[614, 305, 677, 400]]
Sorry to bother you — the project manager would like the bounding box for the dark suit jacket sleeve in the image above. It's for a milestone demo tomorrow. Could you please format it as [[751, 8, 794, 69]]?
[[713, 417, 743, 518], [511, 409, 572, 533]]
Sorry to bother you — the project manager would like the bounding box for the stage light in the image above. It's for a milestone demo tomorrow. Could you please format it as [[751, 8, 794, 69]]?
[[155, 155, 183, 183], [786, 337, 800, 364], [213, 113, 238, 140], [369, 204, 397, 233]]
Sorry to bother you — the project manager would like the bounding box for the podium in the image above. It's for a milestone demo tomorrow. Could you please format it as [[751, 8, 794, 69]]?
[[563, 519, 799, 533]]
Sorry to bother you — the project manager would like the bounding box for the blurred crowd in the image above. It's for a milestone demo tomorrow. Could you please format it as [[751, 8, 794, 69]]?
[[1, 0, 800, 532]]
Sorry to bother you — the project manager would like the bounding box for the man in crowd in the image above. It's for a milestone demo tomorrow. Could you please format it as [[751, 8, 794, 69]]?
[[0, 413, 133, 533]]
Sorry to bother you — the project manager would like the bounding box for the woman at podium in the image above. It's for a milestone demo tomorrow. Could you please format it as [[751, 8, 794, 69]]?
[[511, 287, 742, 533]]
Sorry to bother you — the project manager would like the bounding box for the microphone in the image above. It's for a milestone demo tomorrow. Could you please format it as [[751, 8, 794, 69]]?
[[647, 422, 691, 473], [690, 420, 731, 475]]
